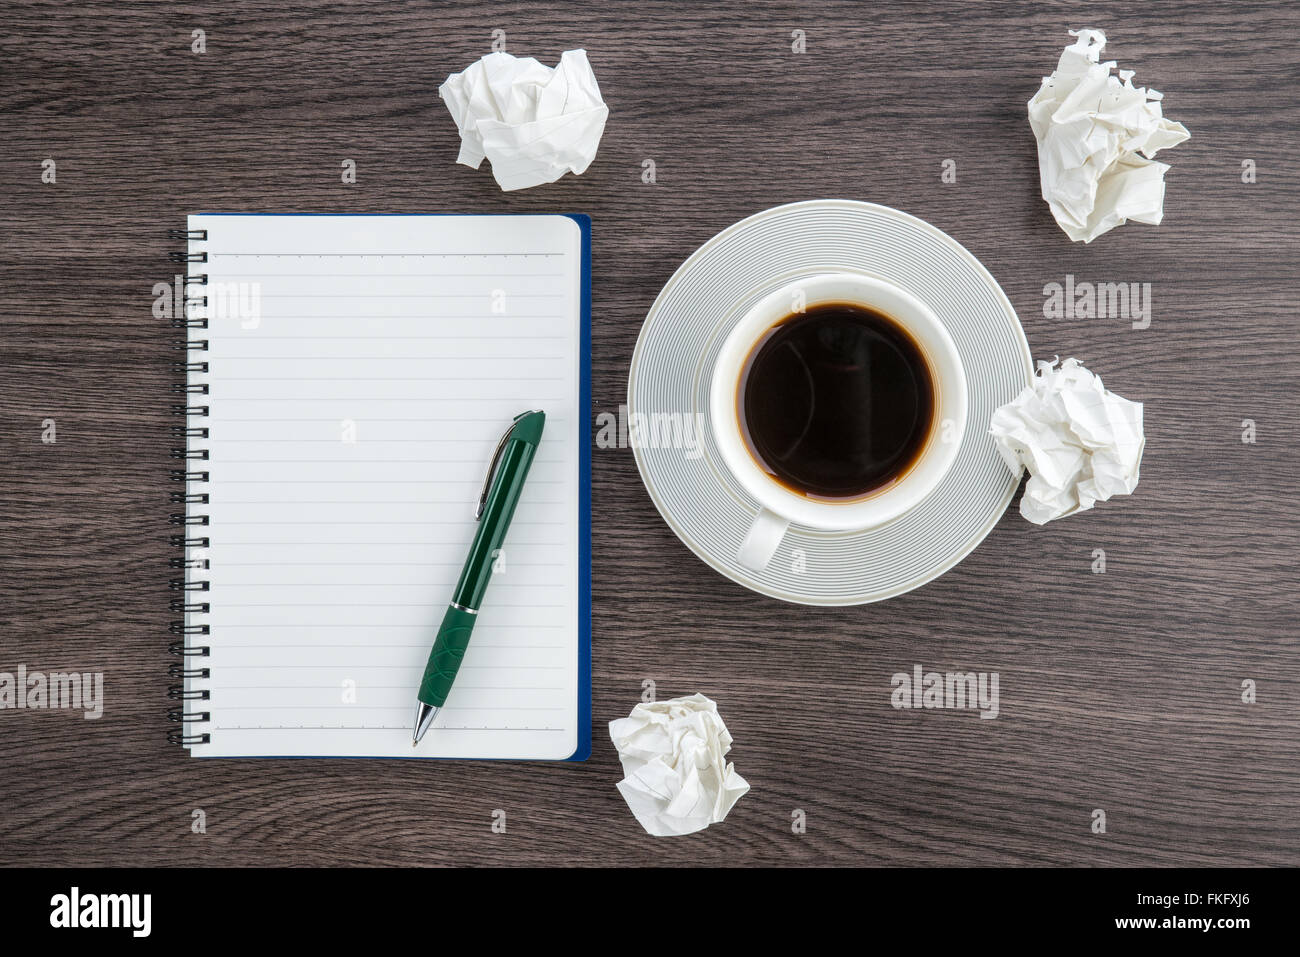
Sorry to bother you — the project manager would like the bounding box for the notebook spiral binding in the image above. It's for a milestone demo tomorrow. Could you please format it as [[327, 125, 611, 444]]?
[[166, 228, 213, 746]]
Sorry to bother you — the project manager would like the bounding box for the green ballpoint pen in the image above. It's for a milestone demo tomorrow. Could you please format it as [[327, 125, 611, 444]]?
[[413, 409, 546, 746]]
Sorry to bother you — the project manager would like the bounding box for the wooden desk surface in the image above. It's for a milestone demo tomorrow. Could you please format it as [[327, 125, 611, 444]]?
[[2, 0, 1297, 867]]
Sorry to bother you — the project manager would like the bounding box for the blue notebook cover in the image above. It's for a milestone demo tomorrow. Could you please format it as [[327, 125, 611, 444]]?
[[178, 213, 592, 761], [570, 213, 592, 762]]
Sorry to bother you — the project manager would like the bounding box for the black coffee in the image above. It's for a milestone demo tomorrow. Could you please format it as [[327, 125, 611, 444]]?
[[738, 303, 935, 500]]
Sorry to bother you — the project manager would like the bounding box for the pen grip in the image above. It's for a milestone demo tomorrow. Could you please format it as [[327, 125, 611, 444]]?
[[417, 605, 478, 708]]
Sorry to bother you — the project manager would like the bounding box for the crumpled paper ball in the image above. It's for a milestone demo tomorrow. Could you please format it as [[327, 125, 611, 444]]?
[[438, 49, 609, 191], [1028, 29, 1190, 243], [609, 694, 750, 837], [990, 357, 1145, 524]]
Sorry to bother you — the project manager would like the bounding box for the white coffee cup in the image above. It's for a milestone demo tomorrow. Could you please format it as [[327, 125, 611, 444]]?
[[709, 274, 967, 572]]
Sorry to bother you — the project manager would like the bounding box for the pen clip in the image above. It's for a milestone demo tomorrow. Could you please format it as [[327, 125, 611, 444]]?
[[475, 411, 540, 520]]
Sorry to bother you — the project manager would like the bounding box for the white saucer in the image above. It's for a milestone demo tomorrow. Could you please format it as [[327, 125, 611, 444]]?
[[627, 200, 1033, 605]]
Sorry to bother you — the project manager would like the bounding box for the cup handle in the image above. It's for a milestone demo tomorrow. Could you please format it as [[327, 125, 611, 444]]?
[[737, 508, 790, 572]]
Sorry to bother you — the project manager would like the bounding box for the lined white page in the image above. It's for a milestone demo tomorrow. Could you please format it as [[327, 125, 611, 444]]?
[[185, 214, 582, 759]]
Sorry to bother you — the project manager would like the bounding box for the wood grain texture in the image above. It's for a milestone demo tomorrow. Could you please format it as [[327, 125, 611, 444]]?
[[1, 0, 1298, 867]]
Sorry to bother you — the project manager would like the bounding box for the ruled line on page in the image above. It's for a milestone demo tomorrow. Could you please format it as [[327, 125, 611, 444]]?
[[219, 602, 568, 608], [210, 418, 568, 423], [215, 377, 566, 384], [253, 293, 566, 299], [215, 705, 568, 711], [213, 272, 565, 278], [216, 560, 560, 566], [219, 356, 567, 361], [216, 653, 565, 660], [211, 251, 566, 257], [221, 320, 566, 325], [214, 628, 565, 636], [216, 334, 567, 339], [219, 722, 564, 733]]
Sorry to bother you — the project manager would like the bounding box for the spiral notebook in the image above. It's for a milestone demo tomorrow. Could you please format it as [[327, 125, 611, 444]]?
[[169, 214, 591, 760]]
